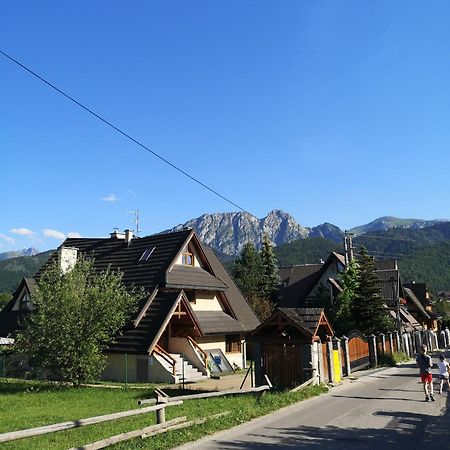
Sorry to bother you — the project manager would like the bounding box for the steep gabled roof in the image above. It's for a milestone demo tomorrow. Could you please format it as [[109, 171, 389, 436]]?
[[278, 253, 345, 308], [201, 245, 260, 331], [166, 265, 228, 291], [36, 229, 193, 291], [250, 307, 333, 343], [403, 287, 431, 319]]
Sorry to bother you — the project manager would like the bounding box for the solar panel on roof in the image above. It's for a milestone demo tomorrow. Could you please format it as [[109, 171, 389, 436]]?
[[139, 247, 155, 262]]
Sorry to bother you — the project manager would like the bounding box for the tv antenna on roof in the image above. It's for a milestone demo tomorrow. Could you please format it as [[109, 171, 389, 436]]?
[[127, 209, 141, 237]]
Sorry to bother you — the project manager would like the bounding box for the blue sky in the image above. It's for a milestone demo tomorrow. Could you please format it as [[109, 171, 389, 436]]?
[[1, 1, 450, 252]]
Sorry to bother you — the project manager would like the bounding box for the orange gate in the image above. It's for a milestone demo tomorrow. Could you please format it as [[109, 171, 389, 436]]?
[[348, 334, 370, 371]]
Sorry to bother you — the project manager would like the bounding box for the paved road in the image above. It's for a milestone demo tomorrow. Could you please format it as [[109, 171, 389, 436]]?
[[175, 361, 450, 450]]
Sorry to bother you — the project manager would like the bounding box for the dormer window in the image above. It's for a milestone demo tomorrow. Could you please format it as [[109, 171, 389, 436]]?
[[182, 251, 194, 266]]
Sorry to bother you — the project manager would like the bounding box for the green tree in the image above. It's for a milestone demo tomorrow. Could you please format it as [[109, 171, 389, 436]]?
[[0, 292, 12, 311], [333, 259, 360, 335], [260, 234, 281, 300], [232, 242, 263, 300], [15, 257, 143, 386], [351, 246, 394, 335], [232, 242, 274, 321]]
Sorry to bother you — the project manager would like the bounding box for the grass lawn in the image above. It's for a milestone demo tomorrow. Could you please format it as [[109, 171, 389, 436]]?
[[0, 378, 328, 449]]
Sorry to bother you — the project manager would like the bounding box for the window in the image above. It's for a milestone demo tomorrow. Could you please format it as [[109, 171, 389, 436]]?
[[182, 251, 194, 266], [20, 293, 33, 311], [139, 247, 155, 262], [226, 335, 241, 353]]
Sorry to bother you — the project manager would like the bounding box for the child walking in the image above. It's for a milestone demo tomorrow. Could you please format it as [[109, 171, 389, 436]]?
[[437, 354, 450, 394], [416, 344, 435, 401]]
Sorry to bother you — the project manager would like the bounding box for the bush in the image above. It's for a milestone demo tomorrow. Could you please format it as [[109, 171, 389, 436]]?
[[377, 351, 410, 367]]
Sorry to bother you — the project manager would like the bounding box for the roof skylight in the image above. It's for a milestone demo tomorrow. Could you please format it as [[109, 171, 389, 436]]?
[[139, 247, 155, 262]]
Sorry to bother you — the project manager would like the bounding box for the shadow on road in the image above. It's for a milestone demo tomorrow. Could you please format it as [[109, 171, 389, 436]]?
[[210, 396, 450, 450]]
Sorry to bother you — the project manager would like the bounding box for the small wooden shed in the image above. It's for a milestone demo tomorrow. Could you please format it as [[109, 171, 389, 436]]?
[[250, 308, 334, 389]]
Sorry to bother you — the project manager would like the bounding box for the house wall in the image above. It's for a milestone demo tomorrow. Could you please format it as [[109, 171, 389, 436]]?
[[196, 335, 244, 369], [190, 291, 223, 311], [102, 353, 176, 383], [174, 244, 202, 267], [102, 353, 138, 382]]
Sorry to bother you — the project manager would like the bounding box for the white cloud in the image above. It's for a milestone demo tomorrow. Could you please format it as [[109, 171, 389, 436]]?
[[67, 232, 81, 238], [0, 233, 15, 244], [10, 227, 35, 236], [43, 229, 66, 240], [101, 193, 121, 203], [127, 190, 137, 197]]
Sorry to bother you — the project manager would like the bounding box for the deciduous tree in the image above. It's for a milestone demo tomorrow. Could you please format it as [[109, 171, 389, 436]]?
[[15, 257, 143, 386]]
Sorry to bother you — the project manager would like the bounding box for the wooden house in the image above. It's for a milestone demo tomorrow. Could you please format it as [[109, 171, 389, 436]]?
[[0, 229, 259, 383]]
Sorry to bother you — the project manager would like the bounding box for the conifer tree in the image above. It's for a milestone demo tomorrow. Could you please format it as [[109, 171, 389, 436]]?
[[232, 242, 274, 321], [351, 246, 394, 335], [232, 242, 264, 302], [333, 258, 360, 335], [259, 234, 281, 300]]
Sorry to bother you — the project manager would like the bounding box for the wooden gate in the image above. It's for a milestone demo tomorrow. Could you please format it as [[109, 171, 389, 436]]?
[[262, 343, 305, 389], [348, 334, 370, 371], [321, 343, 330, 382], [385, 339, 392, 354]]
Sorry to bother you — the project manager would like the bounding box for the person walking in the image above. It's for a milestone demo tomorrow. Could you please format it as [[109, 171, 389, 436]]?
[[416, 344, 435, 401], [437, 354, 450, 394]]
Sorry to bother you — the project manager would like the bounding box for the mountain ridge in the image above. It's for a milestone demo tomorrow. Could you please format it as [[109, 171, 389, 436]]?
[[168, 210, 448, 256]]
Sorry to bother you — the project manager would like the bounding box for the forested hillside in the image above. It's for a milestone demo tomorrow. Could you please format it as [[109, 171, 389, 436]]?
[[0, 250, 53, 293]]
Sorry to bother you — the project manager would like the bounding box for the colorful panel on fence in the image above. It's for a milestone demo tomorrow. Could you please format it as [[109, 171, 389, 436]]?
[[333, 350, 341, 383]]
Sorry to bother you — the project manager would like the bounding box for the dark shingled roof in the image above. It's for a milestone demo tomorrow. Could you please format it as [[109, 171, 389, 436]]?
[[278, 307, 325, 336], [277, 265, 322, 308], [193, 311, 244, 334], [201, 245, 260, 332], [1, 229, 259, 345], [403, 283, 431, 306], [374, 260, 397, 271], [109, 290, 182, 354], [166, 265, 228, 291], [376, 269, 400, 306], [403, 287, 431, 319], [399, 308, 423, 332], [36, 229, 192, 291]]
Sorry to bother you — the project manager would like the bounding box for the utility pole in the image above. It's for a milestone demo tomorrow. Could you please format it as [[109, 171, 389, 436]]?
[[391, 274, 403, 351], [343, 231, 354, 267]]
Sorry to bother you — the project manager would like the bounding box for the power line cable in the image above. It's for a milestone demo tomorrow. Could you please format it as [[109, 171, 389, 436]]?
[[0, 49, 253, 216]]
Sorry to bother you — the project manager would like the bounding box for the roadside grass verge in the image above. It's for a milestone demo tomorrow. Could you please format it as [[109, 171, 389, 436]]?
[[377, 351, 410, 367], [0, 378, 327, 449]]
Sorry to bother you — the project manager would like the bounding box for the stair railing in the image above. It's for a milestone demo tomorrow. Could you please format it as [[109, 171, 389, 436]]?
[[153, 345, 176, 376], [186, 336, 208, 369]]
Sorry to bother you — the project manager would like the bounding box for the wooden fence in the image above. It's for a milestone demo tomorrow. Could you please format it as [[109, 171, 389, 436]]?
[[347, 333, 370, 371]]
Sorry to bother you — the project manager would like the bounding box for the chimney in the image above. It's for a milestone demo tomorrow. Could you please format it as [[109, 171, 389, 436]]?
[[124, 229, 134, 244], [110, 229, 125, 240], [59, 247, 78, 274]]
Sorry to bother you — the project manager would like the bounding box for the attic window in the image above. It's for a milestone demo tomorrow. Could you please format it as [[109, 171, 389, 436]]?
[[139, 247, 155, 262], [182, 251, 194, 266]]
